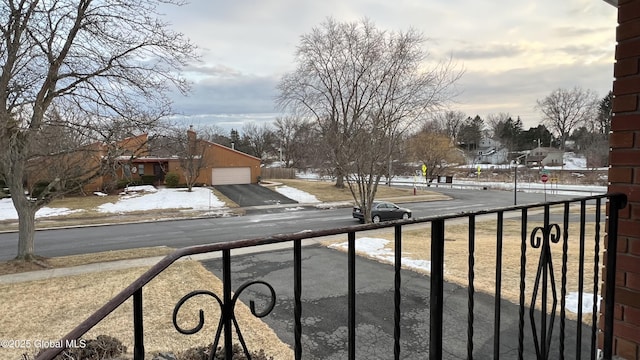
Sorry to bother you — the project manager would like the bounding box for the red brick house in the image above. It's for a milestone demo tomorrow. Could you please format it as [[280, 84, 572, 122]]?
[[113, 131, 261, 189]]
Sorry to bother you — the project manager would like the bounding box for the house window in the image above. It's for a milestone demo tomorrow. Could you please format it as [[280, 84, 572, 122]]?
[[138, 164, 145, 175], [124, 165, 131, 177]]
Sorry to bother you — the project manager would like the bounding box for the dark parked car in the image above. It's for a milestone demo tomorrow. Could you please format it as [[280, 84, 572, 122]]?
[[352, 201, 412, 223]]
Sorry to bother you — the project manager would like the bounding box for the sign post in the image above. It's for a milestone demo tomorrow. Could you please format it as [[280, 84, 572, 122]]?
[[422, 164, 428, 186], [541, 172, 549, 202]]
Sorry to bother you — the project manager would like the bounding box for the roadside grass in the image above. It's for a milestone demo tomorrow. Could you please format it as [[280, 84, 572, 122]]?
[[272, 178, 441, 202], [0, 261, 293, 360], [322, 206, 604, 322], [45, 193, 120, 210], [0, 247, 175, 275]]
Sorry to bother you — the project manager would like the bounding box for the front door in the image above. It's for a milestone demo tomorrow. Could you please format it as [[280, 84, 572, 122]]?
[[153, 163, 165, 183]]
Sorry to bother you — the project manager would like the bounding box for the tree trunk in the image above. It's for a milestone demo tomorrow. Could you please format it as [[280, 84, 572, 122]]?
[[335, 166, 345, 188], [16, 203, 37, 260]]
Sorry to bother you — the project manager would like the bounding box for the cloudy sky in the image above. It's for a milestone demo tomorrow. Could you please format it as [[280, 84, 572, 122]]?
[[161, 0, 617, 132]]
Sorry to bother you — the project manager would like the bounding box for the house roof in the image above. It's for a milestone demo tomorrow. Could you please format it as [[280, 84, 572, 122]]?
[[201, 139, 262, 162], [603, 0, 617, 6]]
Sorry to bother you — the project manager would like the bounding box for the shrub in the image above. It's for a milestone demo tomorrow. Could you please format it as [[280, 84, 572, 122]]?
[[165, 172, 180, 188], [31, 181, 55, 198], [35, 335, 128, 360], [176, 343, 273, 360], [141, 175, 156, 185], [116, 179, 141, 189]]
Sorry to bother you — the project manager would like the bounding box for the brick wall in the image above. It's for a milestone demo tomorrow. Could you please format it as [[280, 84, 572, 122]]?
[[608, 0, 640, 358]]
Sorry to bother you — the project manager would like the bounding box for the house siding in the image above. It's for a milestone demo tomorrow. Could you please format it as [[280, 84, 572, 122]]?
[[165, 142, 261, 186], [607, 0, 640, 358]]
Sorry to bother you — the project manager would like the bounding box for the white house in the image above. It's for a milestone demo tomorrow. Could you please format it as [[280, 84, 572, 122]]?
[[526, 147, 564, 167], [475, 137, 509, 164]]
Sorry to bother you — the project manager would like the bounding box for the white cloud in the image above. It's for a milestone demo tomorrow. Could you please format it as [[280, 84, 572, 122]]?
[[159, 0, 617, 130]]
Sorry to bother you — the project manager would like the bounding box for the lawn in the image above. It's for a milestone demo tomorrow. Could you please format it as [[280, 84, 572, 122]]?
[[0, 246, 175, 275], [0, 260, 293, 359], [273, 178, 446, 203]]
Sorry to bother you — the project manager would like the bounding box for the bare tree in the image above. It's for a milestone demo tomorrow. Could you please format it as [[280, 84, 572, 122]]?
[[242, 122, 276, 160], [273, 116, 318, 168], [277, 18, 461, 222], [0, 0, 196, 260], [535, 87, 598, 150], [431, 110, 467, 141], [486, 112, 512, 138], [408, 131, 464, 180], [156, 127, 208, 192]]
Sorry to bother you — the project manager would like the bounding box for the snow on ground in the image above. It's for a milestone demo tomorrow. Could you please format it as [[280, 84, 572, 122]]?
[[123, 185, 158, 193], [0, 198, 81, 221], [275, 185, 321, 203], [98, 187, 225, 213], [565, 292, 601, 314], [0, 187, 227, 220], [329, 237, 432, 273]]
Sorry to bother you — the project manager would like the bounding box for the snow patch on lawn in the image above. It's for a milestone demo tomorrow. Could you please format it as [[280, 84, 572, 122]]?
[[98, 187, 225, 213], [0, 198, 82, 220], [329, 237, 432, 273], [275, 185, 321, 203]]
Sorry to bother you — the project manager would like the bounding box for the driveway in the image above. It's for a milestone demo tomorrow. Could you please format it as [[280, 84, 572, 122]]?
[[214, 184, 298, 207], [200, 245, 594, 359]]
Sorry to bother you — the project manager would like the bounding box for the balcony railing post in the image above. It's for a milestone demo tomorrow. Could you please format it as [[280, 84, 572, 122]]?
[[394, 225, 402, 360], [223, 249, 233, 359], [133, 288, 144, 360], [348, 231, 356, 360], [494, 212, 504, 359], [603, 193, 628, 359], [294, 239, 302, 360], [468, 215, 476, 359], [430, 219, 445, 360]]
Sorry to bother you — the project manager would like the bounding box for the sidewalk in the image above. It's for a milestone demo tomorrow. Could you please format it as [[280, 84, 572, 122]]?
[[0, 239, 321, 285]]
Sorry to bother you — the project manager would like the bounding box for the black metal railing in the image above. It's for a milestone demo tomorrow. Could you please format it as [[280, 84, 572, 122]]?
[[37, 193, 627, 360]]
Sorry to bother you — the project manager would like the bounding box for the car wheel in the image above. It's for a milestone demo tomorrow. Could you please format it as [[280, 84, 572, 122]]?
[[402, 212, 410, 220], [372, 215, 381, 223]]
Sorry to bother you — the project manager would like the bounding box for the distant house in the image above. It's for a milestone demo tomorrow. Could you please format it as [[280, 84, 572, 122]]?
[[28, 131, 262, 193], [116, 130, 261, 188], [475, 137, 509, 164], [525, 146, 564, 167]]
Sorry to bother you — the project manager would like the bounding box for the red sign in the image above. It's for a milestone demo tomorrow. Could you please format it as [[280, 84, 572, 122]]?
[[541, 174, 549, 183]]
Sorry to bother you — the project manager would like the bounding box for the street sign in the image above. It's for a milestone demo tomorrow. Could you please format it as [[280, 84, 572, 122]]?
[[541, 174, 549, 183], [421, 164, 427, 176]]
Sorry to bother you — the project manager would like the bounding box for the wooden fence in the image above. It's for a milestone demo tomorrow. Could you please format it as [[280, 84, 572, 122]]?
[[262, 167, 297, 179]]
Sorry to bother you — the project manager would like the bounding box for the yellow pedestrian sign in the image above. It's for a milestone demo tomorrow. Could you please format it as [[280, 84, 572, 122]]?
[[421, 164, 427, 176]]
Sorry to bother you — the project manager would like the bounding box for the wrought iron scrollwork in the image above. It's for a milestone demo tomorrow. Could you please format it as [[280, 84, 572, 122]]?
[[172, 280, 277, 360], [529, 223, 562, 360]]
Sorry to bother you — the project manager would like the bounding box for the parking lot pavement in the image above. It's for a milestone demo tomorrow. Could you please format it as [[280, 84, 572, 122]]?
[[214, 184, 298, 207], [200, 245, 596, 359]]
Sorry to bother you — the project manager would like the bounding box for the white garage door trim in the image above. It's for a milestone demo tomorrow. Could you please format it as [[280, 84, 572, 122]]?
[[212, 167, 251, 185]]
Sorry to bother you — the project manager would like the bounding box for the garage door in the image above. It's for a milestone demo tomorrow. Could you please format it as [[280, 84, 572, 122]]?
[[211, 167, 251, 185]]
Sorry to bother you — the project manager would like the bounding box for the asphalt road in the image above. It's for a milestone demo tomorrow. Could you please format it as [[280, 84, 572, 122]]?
[[0, 188, 581, 261], [200, 244, 596, 359]]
